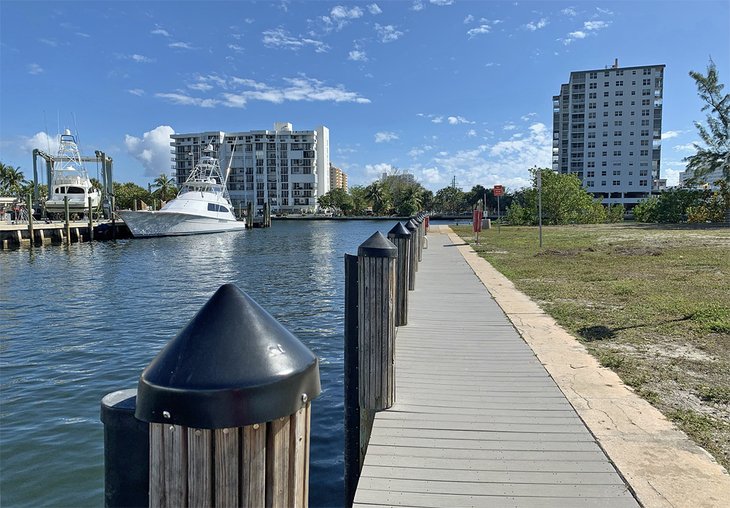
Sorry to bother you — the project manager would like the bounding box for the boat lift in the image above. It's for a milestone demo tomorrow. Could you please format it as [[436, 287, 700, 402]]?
[[32, 148, 114, 219]]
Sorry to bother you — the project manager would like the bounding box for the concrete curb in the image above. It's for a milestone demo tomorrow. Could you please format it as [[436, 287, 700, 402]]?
[[437, 225, 730, 508]]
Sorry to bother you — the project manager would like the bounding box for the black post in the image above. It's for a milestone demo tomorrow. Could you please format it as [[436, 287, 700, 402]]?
[[344, 253, 360, 507], [100, 389, 149, 508], [405, 220, 418, 288], [388, 222, 411, 327]]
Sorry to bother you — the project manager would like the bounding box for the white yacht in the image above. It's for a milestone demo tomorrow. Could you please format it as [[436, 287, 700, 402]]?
[[45, 129, 101, 214], [119, 144, 246, 237]]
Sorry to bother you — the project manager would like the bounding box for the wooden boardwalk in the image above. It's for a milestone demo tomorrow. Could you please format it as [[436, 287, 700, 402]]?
[[353, 231, 638, 507]]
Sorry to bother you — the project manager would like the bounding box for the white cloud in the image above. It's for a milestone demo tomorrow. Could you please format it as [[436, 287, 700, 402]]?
[[348, 50, 368, 62], [128, 88, 145, 96], [118, 53, 154, 63], [430, 0, 454, 5], [562, 18, 610, 44], [467, 129, 477, 137], [425, 123, 550, 191], [463, 14, 474, 24], [367, 3, 382, 15], [485, 62, 500, 67], [525, 18, 548, 31], [584, 20, 609, 30], [365, 162, 396, 178], [27, 63, 43, 75], [562, 8, 577, 16], [262, 28, 329, 52], [596, 7, 614, 15], [521, 112, 537, 121], [431, 116, 444, 123], [331, 5, 364, 20], [21, 131, 60, 153], [125, 126, 176, 178], [169, 41, 194, 49], [411, 0, 424, 11], [447, 116, 475, 125], [228, 44, 244, 53], [155, 93, 220, 108], [375, 24, 403, 43], [39, 38, 58, 47], [503, 122, 517, 131], [151, 27, 171, 37], [375, 131, 399, 143], [467, 24, 491, 38], [157, 74, 370, 108], [673, 142, 698, 152], [662, 130, 682, 140], [75, 32, 90, 38]]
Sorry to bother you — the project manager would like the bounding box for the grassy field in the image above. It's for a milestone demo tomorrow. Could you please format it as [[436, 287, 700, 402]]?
[[454, 222, 730, 470]]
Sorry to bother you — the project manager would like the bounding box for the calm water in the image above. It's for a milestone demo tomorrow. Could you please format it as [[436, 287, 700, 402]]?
[[0, 219, 398, 508]]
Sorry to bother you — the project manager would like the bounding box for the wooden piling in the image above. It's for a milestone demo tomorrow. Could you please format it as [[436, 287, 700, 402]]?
[[405, 220, 418, 289], [111, 196, 116, 240], [64, 196, 71, 246], [387, 223, 411, 327], [132, 284, 321, 508], [27, 192, 34, 247], [88, 197, 94, 242], [357, 232, 397, 411]]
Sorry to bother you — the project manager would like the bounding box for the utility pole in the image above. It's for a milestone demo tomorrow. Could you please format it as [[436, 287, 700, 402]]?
[[536, 166, 543, 249]]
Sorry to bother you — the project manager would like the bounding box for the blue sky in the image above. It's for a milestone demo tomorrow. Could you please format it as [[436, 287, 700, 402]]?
[[1, 1, 728, 192]]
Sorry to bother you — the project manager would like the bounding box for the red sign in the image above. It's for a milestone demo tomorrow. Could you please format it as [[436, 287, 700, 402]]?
[[472, 209, 483, 232], [493, 185, 504, 197]]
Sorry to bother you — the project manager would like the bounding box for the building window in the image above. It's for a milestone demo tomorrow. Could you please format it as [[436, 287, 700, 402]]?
[[604, 91, 610, 97], [589, 92, 597, 99], [615, 101, 623, 106], [640, 150, 649, 156], [643, 78, 651, 85], [586, 181, 594, 187], [589, 72, 598, 79], [614, 131, 622, 136], [640, 180, 648, 186], [613, 180, 621, 185], [616, 80, 623, 86], [614, 141, 622, 146], [587, 170, 595, 177], [613, 170, 621, 176], [613, 150, 622, 156], [604, 81, 609, 86], [589, 82, 597, 89], [601, 180, 607, 185], [642, 99, 651, 106], [642, 109, 650, 116], [615, 90, 624, 96], [589, 102, 597, 109], [615, 111, 623, 116]]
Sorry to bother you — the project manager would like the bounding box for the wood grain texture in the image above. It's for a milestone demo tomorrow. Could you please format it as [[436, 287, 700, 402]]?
[[214, 427, 239, 508]]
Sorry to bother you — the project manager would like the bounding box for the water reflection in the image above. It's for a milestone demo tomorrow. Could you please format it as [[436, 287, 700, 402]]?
[[1, 219, 397, 507]]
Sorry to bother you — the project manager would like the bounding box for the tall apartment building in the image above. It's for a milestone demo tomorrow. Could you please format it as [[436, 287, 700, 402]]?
[[171, 123, 330, 214], [329, 163, 348, 193], [553, 60, 665, 207]]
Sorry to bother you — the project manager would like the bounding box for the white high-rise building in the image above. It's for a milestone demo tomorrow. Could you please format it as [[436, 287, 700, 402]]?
[[553, 60, 665, 207], [171, 123, 330, 214]]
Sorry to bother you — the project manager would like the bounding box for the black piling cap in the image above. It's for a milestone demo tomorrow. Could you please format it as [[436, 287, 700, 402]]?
[[358, 231, 397, 258], [387, 222, 411, 239], [405, 219, 417, 232], [135, 284, 321, 429]]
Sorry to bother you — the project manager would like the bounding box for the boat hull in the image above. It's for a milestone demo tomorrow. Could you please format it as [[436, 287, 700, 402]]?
[[118, 211, 246, 238]]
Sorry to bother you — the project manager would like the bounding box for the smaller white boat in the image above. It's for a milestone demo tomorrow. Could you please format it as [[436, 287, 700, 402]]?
[[119, 144, 246, 238], [45, 129, 101, 213]]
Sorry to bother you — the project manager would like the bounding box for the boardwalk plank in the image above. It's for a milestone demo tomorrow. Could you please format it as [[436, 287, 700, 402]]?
[[354, 231, 638, 507]]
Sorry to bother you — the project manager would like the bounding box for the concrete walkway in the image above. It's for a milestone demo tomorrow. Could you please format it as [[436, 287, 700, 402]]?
[[443, 226, 730, 508], [354, 230, 638, 507]]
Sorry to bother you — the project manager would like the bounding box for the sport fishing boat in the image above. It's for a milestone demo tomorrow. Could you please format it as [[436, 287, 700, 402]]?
[[119, 144, 246, 237], [45, 129, 101, 214]]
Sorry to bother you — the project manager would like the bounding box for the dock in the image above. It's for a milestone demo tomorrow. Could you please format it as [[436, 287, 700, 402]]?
[[353, 229, 638, 507]]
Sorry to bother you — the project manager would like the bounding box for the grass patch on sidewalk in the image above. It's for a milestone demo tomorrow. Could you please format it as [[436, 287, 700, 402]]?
[[454, 222, 730, 470]]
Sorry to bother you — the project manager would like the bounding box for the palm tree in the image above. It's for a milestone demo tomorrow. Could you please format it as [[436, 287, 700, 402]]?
[[366, 181, 390, 215], [152, 173, 177, 202], [0, 163, 27, 197]]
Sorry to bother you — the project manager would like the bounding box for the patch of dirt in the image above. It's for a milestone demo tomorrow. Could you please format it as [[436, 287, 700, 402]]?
[[614, 342, 718, 363], [612, 245, 663, 256], [535, 247, 596, 257]]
